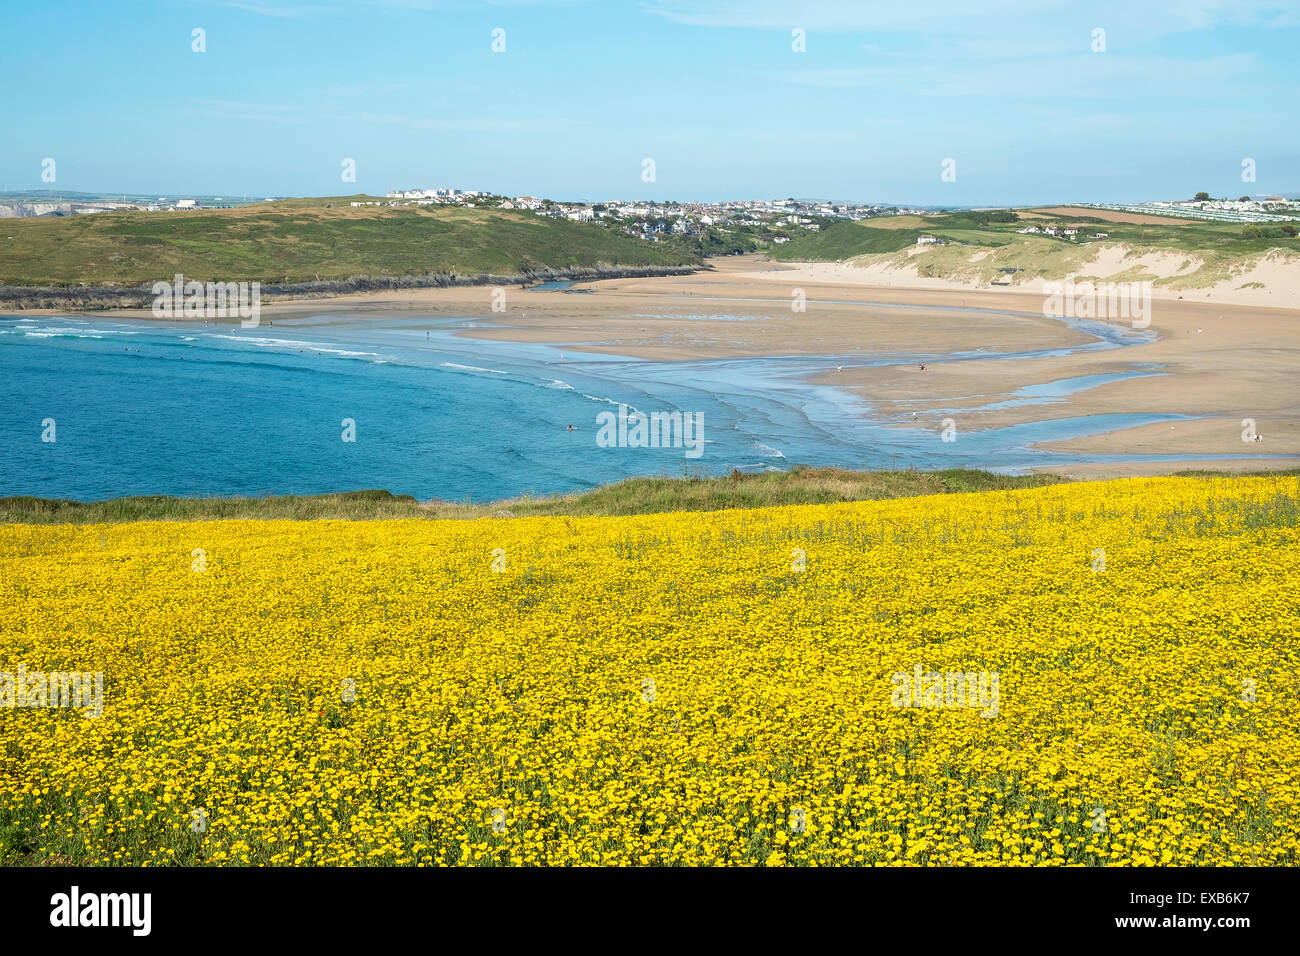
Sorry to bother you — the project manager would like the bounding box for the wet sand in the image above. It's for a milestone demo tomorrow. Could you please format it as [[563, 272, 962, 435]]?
[[97, 255, 1299, 475]]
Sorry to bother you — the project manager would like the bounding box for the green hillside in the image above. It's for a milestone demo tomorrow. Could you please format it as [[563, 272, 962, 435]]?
[[0, 195, 700, 287], [776, 220, 924, 258]]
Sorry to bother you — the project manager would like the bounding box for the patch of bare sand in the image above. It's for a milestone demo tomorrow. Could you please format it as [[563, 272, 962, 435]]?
[[95, 260, 1085, 361], [808, 292, 1298, 465]]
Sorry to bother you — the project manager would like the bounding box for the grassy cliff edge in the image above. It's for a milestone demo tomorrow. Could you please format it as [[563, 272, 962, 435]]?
[[4, 466, 1297, 524]]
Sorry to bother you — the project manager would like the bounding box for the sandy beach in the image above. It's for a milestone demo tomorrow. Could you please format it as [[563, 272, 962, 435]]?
[[93, 254, 1299, 477]]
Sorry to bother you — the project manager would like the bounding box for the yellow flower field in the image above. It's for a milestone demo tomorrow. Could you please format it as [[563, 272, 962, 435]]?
[[1, 475, 1298, 866]]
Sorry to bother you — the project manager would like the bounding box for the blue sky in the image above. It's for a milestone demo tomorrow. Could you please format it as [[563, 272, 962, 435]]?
[[2, 0, 1297, 204]]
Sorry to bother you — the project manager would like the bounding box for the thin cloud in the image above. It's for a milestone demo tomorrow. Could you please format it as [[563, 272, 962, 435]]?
[[354, 112, 578, 132], [206, 1, 319, 16], [643, 0, 1067, 31], [189, 98, 576, 133], [191, 99, 310, 123], [643, 0, 1299, 34], [777, 53, 1267, 98]]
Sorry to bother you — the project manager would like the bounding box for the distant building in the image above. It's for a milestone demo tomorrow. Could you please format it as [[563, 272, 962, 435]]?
[[916, 234, 942, 245], [174, 199, 197, 209]]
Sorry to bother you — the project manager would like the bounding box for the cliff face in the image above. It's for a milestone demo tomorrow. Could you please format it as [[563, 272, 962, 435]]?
[[0, 203, 61, 218], [0, 202, 124, 218]]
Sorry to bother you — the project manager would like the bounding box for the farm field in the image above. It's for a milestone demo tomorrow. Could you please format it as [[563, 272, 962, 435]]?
[[1, 474, 1297, 866]]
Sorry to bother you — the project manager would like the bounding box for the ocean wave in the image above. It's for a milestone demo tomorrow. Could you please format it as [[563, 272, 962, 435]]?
[[311, 347, 384, 359], [209, 334, 383, 360], [211, 334, 306, 348], [57, 327, 138, 336], [440, 362, 508, 374], [753, 441, 786, 459], [6, 325, 141, 338], [581, 393, 648, 418], [14, 331, 102, 339]]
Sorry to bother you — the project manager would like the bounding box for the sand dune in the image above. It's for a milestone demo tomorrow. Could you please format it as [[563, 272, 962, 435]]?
[[760, 245, 1300, 309]]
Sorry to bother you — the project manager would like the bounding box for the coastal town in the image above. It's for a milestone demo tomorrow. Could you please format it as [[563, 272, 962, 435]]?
[[369, 189, 927, 242], [4, 188, 1297, 231]]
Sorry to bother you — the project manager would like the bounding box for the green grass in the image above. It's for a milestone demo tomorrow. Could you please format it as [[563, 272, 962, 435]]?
[[3, 467, 1296, 524], [774, 220, 924, 259], [0, 196, 699, 287]]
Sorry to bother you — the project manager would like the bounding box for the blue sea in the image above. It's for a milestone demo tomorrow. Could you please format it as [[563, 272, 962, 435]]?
[[0, 311, 1278, 501]]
